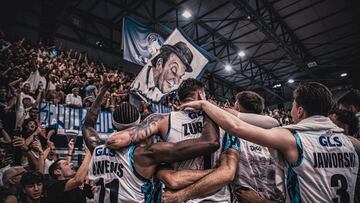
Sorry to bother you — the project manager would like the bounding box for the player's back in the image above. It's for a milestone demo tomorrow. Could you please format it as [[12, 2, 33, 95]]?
[[88, 145, 152, 203], [286, 130, 359, 203], [166, 110, 205, 169], [166, 110, 239, 203]]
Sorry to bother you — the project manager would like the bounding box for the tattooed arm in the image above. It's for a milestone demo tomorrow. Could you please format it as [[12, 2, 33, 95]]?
[[82, 74, 115, 153], [105, 113, 168, 149]]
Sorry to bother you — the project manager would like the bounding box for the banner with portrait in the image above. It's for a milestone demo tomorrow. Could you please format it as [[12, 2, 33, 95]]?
[[122, 16, 165, 66], [38, 102, 113, 137], [130, 28, 210, 103]]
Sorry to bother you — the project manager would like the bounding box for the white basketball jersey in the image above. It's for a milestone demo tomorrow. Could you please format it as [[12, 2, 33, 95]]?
[[233, 140, 285, 202], [165, 110, 240, 203], [166, 110, 205, 170], [285, 130, 359, 203], [88, 145, 153, 203]]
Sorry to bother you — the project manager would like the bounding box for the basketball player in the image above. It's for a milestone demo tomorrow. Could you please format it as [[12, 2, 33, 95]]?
[[160, 90, 283, 203], [181, 82, 360, 203], [82, 74, 220, 202], [230, 91, 285, 203]]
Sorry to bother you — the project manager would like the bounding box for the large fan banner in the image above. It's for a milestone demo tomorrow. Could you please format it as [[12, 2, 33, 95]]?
[[122, 16, 165, 66], [131, 28, 209, 103], [38, 102, 113, 137]]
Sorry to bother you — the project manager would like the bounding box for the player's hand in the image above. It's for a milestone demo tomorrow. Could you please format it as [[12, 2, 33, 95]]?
[[162, 190, 184, 203], [180, 100, 206, 110], [105, 131, 132, 149], [236, 189, 264, 203]]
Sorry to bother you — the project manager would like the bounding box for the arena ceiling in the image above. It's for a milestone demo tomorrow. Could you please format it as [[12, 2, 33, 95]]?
[[10, 0, 360, 104]]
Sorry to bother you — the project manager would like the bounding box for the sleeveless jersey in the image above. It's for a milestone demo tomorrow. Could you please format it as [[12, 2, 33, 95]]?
[[164, 110, 241, 203], [88, 145, 152, 203], [233, 140, 285, 202], [285, 130, 359, 203], [165, 110, 205, 170]]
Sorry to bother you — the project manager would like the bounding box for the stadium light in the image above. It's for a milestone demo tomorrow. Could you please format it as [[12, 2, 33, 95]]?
[[182, 10, 192, 18], [238, 51, 245, 57], [225, 64, 232, 71], [340, 73, 348, 77], [288, 79, 294, 83], [273, 84, 282, 88]]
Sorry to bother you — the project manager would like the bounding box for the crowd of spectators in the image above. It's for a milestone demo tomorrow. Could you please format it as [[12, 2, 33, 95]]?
[[0, 34, 359, 203]]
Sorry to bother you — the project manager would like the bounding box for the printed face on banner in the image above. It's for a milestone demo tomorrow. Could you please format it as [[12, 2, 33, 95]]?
[[131, 29, 208, 102]]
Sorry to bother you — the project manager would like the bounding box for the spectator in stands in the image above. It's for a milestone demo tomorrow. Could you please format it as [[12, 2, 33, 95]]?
[[20, 171, 46, 203], [53, 84, 65, 104], [47, 148, 91, 203], [0, 186, 18, 203], [65, 87, 82, 108], [2, 166, 26, 196], [0, 144, 12, 185], [84, 79, 98, 99], [0, 85, 17, 131]]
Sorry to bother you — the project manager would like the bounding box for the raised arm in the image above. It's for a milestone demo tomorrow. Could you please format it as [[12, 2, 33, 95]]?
[[163, 148, 239, 203], [82, 74, 114, 153], [181, 101, 296, 157]]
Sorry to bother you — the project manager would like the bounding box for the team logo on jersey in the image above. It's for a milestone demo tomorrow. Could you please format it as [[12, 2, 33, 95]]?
[[183, 122, 203, 136]]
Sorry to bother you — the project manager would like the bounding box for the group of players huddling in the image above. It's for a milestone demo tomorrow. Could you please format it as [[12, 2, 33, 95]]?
[[82, 74, 359, 203]]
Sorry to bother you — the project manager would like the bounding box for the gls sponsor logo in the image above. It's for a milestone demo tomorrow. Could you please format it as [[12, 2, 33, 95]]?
[[319, 136, 342, 147], [95, 147, 116, 157]]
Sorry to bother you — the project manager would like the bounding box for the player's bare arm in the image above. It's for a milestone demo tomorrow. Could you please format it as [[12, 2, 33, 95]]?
[[163, 148, 239, 203], [181, 100, 298, 163], [105, 113, 168, 149], [156, 166, 214, 190], [134, 114, 219, 179], [82, 74, 115, 153]]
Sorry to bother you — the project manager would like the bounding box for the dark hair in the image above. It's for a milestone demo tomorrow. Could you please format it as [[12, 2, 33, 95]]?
[[150, 48, 172, 68], [48, 159, 62, 179], [333, 109, 359, 136], [338, 89, 360, 112], [20, 171, 44, 188], [235, 91, 265, 114], [177, 79, 205, 102], [113, 103, 140, 125], [293, 82, 333, 116]]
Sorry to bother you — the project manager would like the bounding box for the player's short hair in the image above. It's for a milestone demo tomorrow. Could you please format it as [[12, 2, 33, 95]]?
[[332, 109, 359, 136], [235, 91, 265, 114], [112, 103, 141, 131], [20, 171, 44, 188], [293, 82, 333, 117], [177, 78, 205, 102], [338, 89, 360, 112]]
